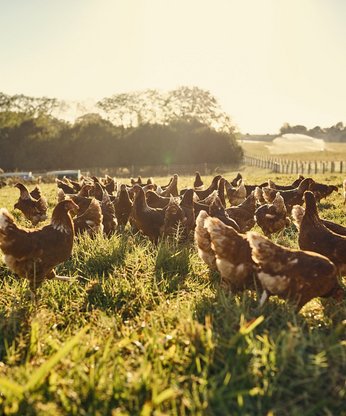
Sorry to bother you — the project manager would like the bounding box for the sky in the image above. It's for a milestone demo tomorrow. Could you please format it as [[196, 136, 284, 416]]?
[[1, 0, 345, 133]]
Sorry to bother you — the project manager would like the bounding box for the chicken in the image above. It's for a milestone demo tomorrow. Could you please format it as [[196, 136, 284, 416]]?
[[101, 191, 118, 236], [73, 198, 104, 237], [294, 191, 346, 275], [205, 216, 257, 291], [225, 179, 247, 206], [198, 190, 219, 206], [247, 231, 344, 310], [14, 183, 48, 225], [226, 192, 257, 233], [267, 175, 304, 191], [130, 185, 166, 243], [93, 181, 106, 201], [194, 210, 216, 269], [114, 184, 133, 228], [254, 186, 266, 205], [230, 172, 242, 187], [103, 175, 117, 195], [58, 189, 93, 217], [162, 196, 187, 238], [292, 204, 346, 236], [218, 177, 227, 208], [187, 175, 221, 201], [131, 176, 143, 186], [209, 195, 240, 231], [193, 171, 204, 190], [309, 181, 338, 202], [0, 200, 78, 293], [255, 192, 290, 237], [180, 188, 196, 235], [64, 177, 82, 193], [193, 199, 210, 217], [146, 190, 174, 208], [56, 178, 76, 194], [57, 183, 93, 202], [262, 177, 314, 213], [160, 174, 179, 197]]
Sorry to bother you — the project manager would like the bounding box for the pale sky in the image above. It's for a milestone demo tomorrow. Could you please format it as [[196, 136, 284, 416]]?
[[1, 0, 345, 133]]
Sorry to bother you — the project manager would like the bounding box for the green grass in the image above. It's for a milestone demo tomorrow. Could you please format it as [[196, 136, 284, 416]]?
[[0, 171, 345, 415]]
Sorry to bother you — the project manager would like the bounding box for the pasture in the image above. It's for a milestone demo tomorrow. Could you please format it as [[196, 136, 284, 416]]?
[[240, 139, 346, 161], [0, 168, 345, 416]]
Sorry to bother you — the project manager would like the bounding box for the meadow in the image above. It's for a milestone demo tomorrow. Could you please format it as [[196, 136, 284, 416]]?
[[240, 140, 346, 161], [0, 168, 345, 416]]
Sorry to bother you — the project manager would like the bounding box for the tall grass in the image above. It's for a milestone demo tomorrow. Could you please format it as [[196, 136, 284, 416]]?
[[0, 171, 345, 415]]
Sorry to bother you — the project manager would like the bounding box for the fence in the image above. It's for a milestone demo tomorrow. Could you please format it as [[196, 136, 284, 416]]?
[[243, 154, 346, 174], [84, 163, 240, 178]]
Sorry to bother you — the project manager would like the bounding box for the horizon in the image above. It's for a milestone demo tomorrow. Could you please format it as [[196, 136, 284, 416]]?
[[1, 0, 346, 134]]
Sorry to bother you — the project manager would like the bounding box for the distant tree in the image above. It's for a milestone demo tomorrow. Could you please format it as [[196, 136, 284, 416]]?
[[97, 86, 235, 134]]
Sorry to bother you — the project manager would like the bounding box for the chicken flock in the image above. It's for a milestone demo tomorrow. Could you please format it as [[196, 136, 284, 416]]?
[[0, 172, 345, 310]]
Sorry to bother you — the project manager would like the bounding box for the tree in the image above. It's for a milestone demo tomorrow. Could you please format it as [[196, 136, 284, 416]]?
[[97, 86, 236, 134]]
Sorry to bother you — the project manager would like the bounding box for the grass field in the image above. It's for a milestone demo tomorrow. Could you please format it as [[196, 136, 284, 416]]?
[[240, 140, 346, 161], [0, 169, 345, 415]]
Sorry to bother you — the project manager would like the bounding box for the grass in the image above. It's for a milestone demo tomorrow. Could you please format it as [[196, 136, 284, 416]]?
[[240, 140, 346, 161], [0, 170, 345, 415]]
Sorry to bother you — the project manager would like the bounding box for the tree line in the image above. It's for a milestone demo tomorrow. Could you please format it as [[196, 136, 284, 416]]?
[[0, 88, 243, 171]]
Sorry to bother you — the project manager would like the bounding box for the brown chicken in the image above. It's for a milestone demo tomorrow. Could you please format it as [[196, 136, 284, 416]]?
[[146, 190, 175, 208], [294, 191, 346, 275], [247, 231, 344, 310], [130, 185, 166, 243], [262, 177, 314, 213], [292, 204, 346, 237], [162, 196, 187, 238], [56, 178, 76, 194], [14, 183, 48, 225], [218, 177, 227, 208], [0, 200, 78, 293], [73, 198, 104, 237], [189, 175, 221, 200], [194, 171, 204, 190], [254, 186, 266, 205], [225, 179, 247, 206], [114, 184, 133, 228], [309, 181, 338, 202], [205, 216, 257, 291], [230, 172, 242, 187], [160, 174, 179, 197], [226, 192, 257, 233], [101, 191, 118, 236], [103, 175, 117, 195], [267, 176, 304, 191], [255, 192, 290, 237], [194, 210, 216, 269], [209, 195, 240, 231], [180, 188, 196, 235], [131, 176, 143, 186]]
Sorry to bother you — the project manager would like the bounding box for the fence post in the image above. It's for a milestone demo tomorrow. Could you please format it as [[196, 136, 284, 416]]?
[[340, 161, 343, 174]]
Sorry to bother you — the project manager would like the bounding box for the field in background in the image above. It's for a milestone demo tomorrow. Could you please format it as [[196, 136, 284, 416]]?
[[240, 140, 346, 161], [0, 169, 345, 415]]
